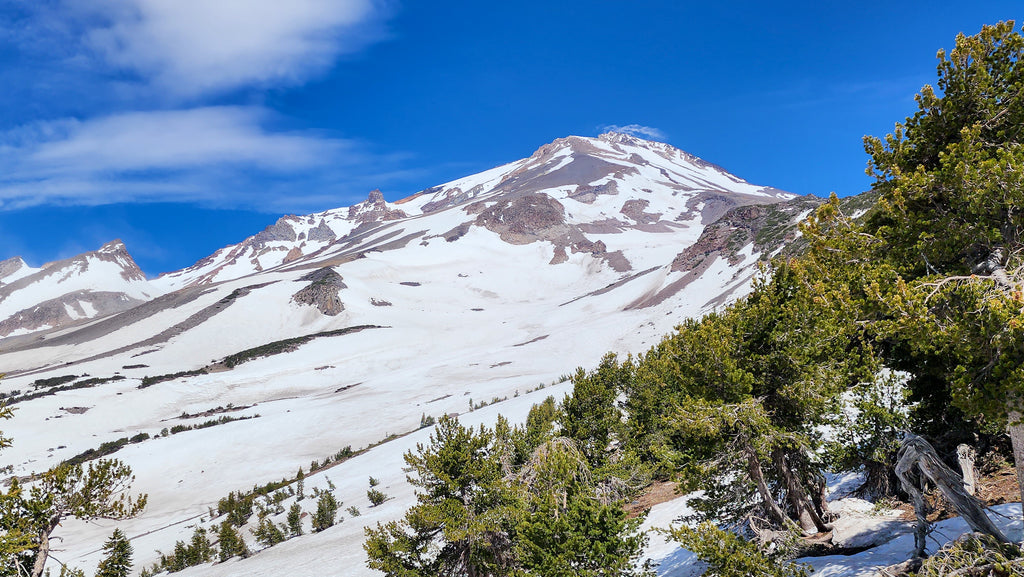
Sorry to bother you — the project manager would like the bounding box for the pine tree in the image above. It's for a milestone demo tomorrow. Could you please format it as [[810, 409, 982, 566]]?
[[558, 354, 628, 469], [364, 415, 519, 576], [252, 514, 286, 547], [295, 467, 305, 501], [627, 261, 859, 534], [287, 502, 303, 536], [95, 529, 132, 577], [17, 459, 146, 577], [0, 397, 36, 576], [311, 490, 339, 532], [187, 527, 213, 564], [217, 521, 248, 562], [367, 488, 388, 507], [669, 522, 809, 577], [515, 439, 649, 577], [833, 20, 1024, 518]]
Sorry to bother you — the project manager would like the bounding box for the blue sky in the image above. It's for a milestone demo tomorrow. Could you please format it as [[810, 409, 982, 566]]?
[[0, 1, 1018, 276]]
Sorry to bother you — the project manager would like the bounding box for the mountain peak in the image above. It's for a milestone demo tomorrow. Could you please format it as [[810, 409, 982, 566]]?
[[597, 131, 649, 145], [99, 239, 128, 254]]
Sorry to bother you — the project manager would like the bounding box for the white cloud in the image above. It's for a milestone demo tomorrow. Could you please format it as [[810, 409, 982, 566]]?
[[0, 107, 364, 209], [83, 0, 390, 97], [602, 124, 667, 140], [29, 107, 342, 172], [0, 2, 404, 212]]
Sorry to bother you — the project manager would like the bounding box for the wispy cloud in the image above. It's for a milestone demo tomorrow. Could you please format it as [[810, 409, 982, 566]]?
[[0, 107, 390, 210], [0, 1, 402, 212], [83, 0, 392, 98], [26, 107, 343, 172], [602, 124, 667, 140]]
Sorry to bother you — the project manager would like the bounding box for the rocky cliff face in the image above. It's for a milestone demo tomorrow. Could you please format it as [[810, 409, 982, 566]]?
[[347, 190, 409, 223]]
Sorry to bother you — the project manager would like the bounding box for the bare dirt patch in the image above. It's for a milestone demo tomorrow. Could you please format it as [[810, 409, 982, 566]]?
[[625, 480, 680, 518]]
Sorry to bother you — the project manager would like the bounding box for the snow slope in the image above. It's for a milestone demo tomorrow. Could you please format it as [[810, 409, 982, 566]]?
[[0, 133, 828, 576]]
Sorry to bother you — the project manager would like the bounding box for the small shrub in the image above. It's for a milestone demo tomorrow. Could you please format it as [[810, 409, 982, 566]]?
[[917, 533, 1024, 576], [367, 488, 388, 507], [252, 515, 287, 547]]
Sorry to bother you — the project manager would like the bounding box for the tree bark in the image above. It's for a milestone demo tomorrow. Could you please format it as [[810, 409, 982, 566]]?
[[772, 449, 830, 534], [29, 523, 56, 577], [1008, 409, 1024, 545], [744, 443, 791, 530]]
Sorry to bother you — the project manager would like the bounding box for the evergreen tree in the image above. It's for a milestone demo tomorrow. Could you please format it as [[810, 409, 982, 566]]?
[[311, 490, 339, 532], [559, 354, 628, 469], [669, 522, 809, 577], [364, 415, 519, 576], [823, 370, 909, 497], [515, 439, 649, 577], [0, 397, 37, 576], [367, 488, 388, 507], [3, 459, 147, 577], [627, 261, 861, 534], [187, 527, 213, 565], [95, 529, 132, 577], [287, 502, 303, 536], [252, 514, 287, 547], [217, 521, 248, 562], [822, 20, 1024, 513]]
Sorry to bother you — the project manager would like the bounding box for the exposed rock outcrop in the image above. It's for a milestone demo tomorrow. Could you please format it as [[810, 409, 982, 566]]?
[[253, 217, 299, 244], [619, 199, 662, 224], [307, 219, 337, 242], [292, 268, 347, 316], [672, 195, 825, 272], [422, 184, 486, 214], [348, 190, 409, 223], [474, 193, 569, 245], [0, 291, 145, 338], [0, 257, 27, 283]]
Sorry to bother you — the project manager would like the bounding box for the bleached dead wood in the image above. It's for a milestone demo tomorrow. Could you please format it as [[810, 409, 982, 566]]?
[[956, 444, 977, 496], [895, 434, 1008, 558]]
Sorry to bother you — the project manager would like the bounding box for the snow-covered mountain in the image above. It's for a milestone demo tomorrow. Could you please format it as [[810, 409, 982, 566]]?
[[0, 240, 158, 338], [0, 133, 832, 576], [152, 132, 794, 291]]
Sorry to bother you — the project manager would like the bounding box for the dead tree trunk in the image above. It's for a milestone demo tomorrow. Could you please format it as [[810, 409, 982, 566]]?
[[957, 444, 977, 496], [895, 434, 1009, 558]]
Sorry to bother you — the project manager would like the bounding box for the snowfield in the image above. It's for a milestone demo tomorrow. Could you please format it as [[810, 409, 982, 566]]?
[[0, 133, 969, 577]]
